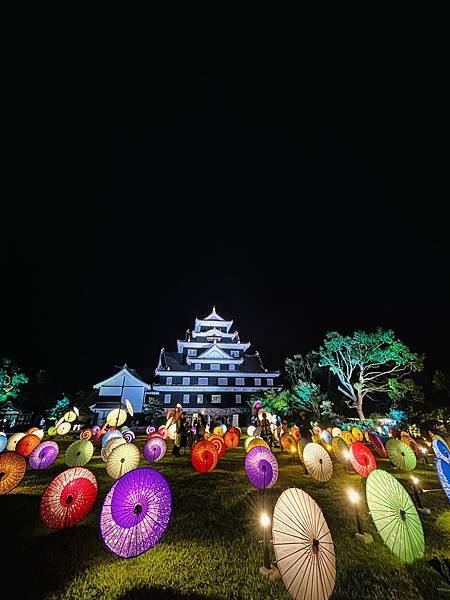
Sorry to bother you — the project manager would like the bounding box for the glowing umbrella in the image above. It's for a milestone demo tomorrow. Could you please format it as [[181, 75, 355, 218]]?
[[92, 425, 100, 435], [15, 434, 41, 458], [101, 437, 127, 462], [63, 411, 77, 423], [272, 487, 336, 600], [73, 406, 79, 417], [80, 429, 92, 440], [27, 426, 39, 434], [213, 426, 223, 436], [47, 426, 57, 437], [123, 430, 136, 443], [244, 436, 256, 451], [55, 416, 66, 428], [65, 440, 94, 467], [147, 431, 163, 440], [106, 443, 140, 479], [40, 467, 98, 529], [349, 442, 377, 477], [220, 424, 227, 434], [406, 438, 421, 460], [332, 427, 342, 438], [351, 427, 364, 442], [246, 437, 269, 453], [290, 427, 300, 442], [341, 431, 356, 446], [252, 400, 262, 414], [258, 408, 273, 422], [29, 441, 59, 470], [125, 399, 134, 417], [234, 426, 242, 438], [432, 437, 450, 463], [32, 429, 45, 441], [436, 458, 450, 502], [146, 426, 155, 435], [106, 408, 127, 427], [143, 436, 167, 463], [224, 430, 239, 448], [6, 432, 25, 451], [364, 430, 371, 443], [100, 467, 172, 557], [332, 436, 349, 463], [0, 452, 27, 494], [208, 435, 226, 459], [321, 430, 332, 444], [102, 429, 123, 446], [369, 432, 387, 458], [158, 426, 168, 439], [280, 433, 296, 453], [167, 423, 177, 441], [0, 433, 7, 453], [57, 422, 71, 436], [303, 443, 333, 482], [245, 446, 278, 489], [366, 469, 424, 562], [386, 439, 417, 471], [191, 440, 218, 474], [247, 426, 256, 437]]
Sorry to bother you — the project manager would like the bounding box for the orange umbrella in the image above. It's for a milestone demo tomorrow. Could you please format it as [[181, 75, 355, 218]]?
[[0, 452, 27, 494], [280, 433, 296, 453], [15, 434, 41, 458], [224, 430, 239, 448], [290, 427, 300, 442]]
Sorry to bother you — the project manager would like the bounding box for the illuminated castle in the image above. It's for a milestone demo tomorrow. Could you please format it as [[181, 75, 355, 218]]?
[[153, 307, 281, 421]]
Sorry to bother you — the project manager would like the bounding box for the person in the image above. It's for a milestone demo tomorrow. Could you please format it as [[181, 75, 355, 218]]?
[[260, 412, 272, 448], [39, 416, 46, 430], [297, 411, 312, 442], [179, 412, 187, 451]]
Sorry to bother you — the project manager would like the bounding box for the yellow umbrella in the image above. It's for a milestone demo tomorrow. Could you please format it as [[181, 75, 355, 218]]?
[[351, 427, 364, 442], [213, 426, 223, 436], [332, 427, 342, 438], [106, 443, 140, 479], [106, 408, 127, 427], [125, 399, 134, 417], [246, 438, 270, 453], [47, 426, 57, 437], [57, 422, 71, 436], [101, 437, 126, 462], [341, 431, 356, 446], [63, 411, 77, 423]]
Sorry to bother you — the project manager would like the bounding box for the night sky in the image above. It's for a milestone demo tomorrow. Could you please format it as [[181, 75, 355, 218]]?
[[2, 73, 448, 396]]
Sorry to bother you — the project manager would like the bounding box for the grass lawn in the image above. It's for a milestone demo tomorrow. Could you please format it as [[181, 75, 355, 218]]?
[[2, 435, 450, 600]]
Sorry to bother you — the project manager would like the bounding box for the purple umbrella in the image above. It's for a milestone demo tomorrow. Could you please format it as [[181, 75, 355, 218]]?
[[29, 441, 60, 470], [99, 467, 172, 558], [143, 437, 167, 463], [245, 446, 278, 489]]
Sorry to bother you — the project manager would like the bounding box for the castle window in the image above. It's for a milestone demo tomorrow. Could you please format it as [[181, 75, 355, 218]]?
[[197, 394, 203, 404], [194, 363, 201, 370], [254, 378, 261, 386], [218, 378, 227, 386], [231, 350, 239, 357], [229, 364, 235, 371], [183, 394, 189, 404], [235, 394, 242, 403], [164, 394, 171, 404], [210, 363, 220, 370], [166, 376, 173, 385], [267, 378, 274, 386], [198, 377, 208, 386], [236, 378, 245, 386], [187, 349, 197, 356], [183, 377, 190, 385], [211, 394, 221, 404]]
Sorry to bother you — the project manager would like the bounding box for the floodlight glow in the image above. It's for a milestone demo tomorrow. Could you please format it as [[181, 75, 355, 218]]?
[[348, 489, 359, 504], [420, 447, 427, 454], [260, 513, 270, 527], [412, 476, 419, 485]]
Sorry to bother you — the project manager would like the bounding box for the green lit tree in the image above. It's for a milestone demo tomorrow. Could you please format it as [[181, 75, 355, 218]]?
[[0, 358, 29, 405], [318, 329, 424, 419], [48, 395, 70, 420], [249, 389, 292, 417]]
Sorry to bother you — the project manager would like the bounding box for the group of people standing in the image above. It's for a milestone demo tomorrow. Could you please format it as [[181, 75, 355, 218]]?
[[170, 405, 209, 457]]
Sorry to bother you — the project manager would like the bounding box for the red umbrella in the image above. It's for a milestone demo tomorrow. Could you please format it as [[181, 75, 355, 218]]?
[[224, 430, 239, 448], [40, 467, 98, 529], [368, 432, 387, 458], [208, 435, 226, 459], [406, 438, 421, 460], [350, 442, 377, 477], [191, 441, 218, 473], [15, 434, 41, 458]]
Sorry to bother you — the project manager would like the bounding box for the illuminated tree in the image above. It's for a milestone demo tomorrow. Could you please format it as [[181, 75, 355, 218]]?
[[318, 329, 424, 419], [0, 358, 29, 405], [48, 395, 70, 419]]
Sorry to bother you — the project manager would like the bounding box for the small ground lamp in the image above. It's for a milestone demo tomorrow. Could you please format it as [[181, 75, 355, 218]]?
[[259, 512, 280, 580], [290, 446, 296, 464], [420, 446, 429, 465], [344, 450, 352, 473], [348, 489, 373, 544], [411, 476, 431, 515]]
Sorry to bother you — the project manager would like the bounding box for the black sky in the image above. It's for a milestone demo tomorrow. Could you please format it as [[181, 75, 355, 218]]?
[[2, 71, 448, 395]]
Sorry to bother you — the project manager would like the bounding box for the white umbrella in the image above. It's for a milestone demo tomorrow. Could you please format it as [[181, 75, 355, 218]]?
[[273, 487, 336, 600], [303, 443, 333, 482]]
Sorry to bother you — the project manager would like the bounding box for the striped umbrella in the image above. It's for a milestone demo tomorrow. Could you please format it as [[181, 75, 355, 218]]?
[[15, 434, 41, 458], [303, 443, 333, 482], [341, 431, 356, 446], [436, 458, 450, 502], [208, 435, 226, 459], [246, 438, 270, 453], [106, 443, 140, 479], [432, 437, 450, 463], [351, 427, 364, 442], [0, 452, 26, 494], [244, 446, 278, 489], [65, 440, 94, 467], [386, 439, 417, 471], [29, 441, 59, 470], [368, 432, 387, 458], [143, 436, 167, 463], [349, 442, 377, 477]]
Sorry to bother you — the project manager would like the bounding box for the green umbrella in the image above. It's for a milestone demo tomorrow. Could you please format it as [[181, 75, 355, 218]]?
[[386, 439, 417, 471], [366, 469, 424, 563], [65, 439, 94, 467]]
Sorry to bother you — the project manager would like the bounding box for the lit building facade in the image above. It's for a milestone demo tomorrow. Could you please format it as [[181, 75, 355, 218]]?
[[153, 307, 281, 422]]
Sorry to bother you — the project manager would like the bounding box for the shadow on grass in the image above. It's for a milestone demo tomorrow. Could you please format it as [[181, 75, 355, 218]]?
[[117, 588, 215, 600]]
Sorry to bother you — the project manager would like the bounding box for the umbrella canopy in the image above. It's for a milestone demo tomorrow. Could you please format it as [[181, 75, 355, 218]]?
[[100, 467, 172, 557], [65, 440, 94, 467], [32, 429, 45, 441], [0, 452, 27, 494], [0, 433, 7, 453], [106, 443, 141, 479], [106, 408, 127, 427], [47, 426, 57, 436], [40, 467, 98, 529], [247, 426, 256, 437], [280, 433, 297, 453], [92, 425, 100, 435], [146, 426, 155, 435], [123, 430, 136, 443], [125, 399, 134, 417], [405, 438, 421, 460], [144, 436, 167, 463], [331, 427, 342, 438], [63, 411, 77, 423], [303, 443, 333, 482], [57, 422, 71, 436], [432, 438, 450, 463], [366, 469, 424, 562], [369, 432, 387, 458], [351, 427, 364, 442], [158, 426, 168, 439], [80, 429, 92, 440], [15, 434, 41, 458], [246, 437, 270, 453], [321, 430, 332, 444], [55, 416, 66, 428], [245, 446, 278, 489], [101, 437, 127, 462], [332, 437, 350, 463], [273, 487, 336, 600], [166, 423, 177, 441], [386, 439, 417, 471], [341, 431, 356, 446], [349, 442, 377, 477], [436, 458, 450, 502], [208, 435, 226, 459], [364, 430, 371, 443], [191, 440, 218, 473], [29, 441, 59, 470], [213, 426, 223, 436], [102, 430, 123, 446], [6, 432, 25, 451], [224, 430, 239, 448], [290, 427, 300, 442]]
